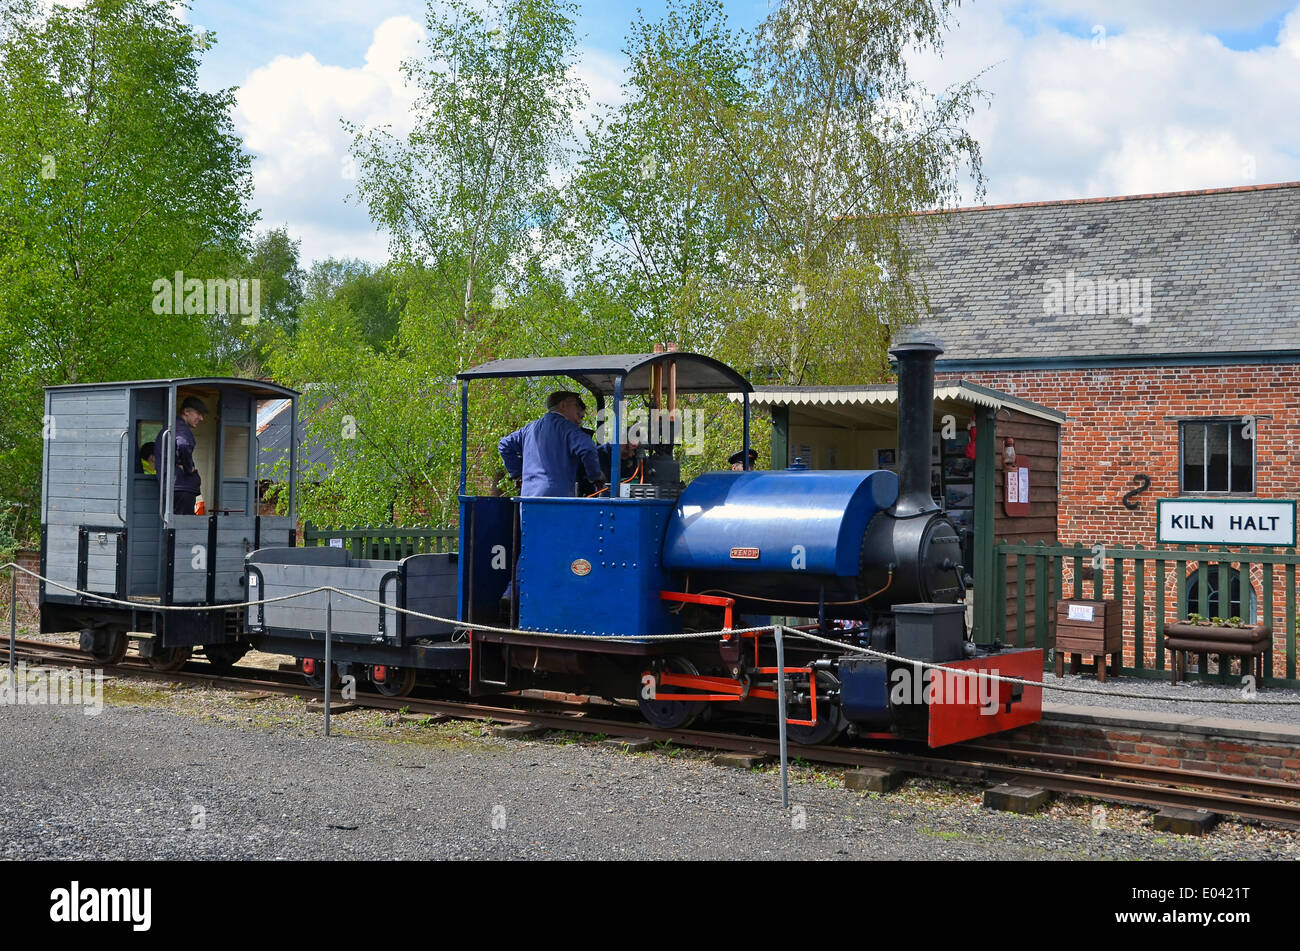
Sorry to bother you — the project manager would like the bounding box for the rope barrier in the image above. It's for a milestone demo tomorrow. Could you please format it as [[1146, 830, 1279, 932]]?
[[6, 561, 1300, 705]]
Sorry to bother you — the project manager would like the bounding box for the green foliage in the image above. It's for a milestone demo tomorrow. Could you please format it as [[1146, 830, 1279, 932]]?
[[568, 0, 985, 385], [305, 258, 405, 350], [566, 0, 752, 352], [0, 0, 255, 534], [273, 0, 592, 526], [227, 227, 306, 374], [345, 0, 582, 341], [0, 500, 22, 564], [272, 0, 984, 526]]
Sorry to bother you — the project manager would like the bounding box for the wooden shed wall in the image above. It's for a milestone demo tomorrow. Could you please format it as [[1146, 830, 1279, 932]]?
[[993, 408, 1061, 646]]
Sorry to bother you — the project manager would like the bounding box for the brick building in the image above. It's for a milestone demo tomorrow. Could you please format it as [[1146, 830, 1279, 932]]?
[[906, 181, 1300, 677]]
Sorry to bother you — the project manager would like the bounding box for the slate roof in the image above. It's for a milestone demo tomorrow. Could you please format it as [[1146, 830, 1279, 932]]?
[[257, 395, 336, 480], [899, 182, 1300, 365]]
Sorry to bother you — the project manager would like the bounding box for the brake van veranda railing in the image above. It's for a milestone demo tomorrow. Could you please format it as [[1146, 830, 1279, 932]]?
[[299, 523, 458, 560], [994, 541, 1300, 689]]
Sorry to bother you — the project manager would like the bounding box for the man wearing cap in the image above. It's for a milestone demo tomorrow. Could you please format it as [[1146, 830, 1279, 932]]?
[[729, 448, 757, 471], [159, 396, 209, 515], [498, 391, 605, 497]]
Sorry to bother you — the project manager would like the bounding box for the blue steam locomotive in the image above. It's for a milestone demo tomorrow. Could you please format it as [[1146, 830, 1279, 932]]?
[[42, 343, 1042, 746]]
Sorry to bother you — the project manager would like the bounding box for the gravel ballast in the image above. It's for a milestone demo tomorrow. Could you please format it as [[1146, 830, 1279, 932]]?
[[1, 679, 1297, 861]]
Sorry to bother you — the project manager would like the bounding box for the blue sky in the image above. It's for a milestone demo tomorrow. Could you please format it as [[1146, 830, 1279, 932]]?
[[175, 0, 1300, 265]]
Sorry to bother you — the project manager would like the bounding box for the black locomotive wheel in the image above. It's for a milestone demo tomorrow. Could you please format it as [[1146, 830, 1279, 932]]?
[[638, 656, 707, 730], [85, 628, 128, 666], [203, 643, 248, 675], [146, 645, 192, 672], [372, 666, 417, 698], [785, 671, 846, 746]]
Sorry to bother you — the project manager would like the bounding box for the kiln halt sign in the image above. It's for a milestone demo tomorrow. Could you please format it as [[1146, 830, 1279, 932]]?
[[1157, 499, 1297, 547]]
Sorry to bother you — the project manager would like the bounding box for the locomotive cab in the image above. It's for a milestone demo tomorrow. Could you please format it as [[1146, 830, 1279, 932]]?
[[454, 348, 754, 659]]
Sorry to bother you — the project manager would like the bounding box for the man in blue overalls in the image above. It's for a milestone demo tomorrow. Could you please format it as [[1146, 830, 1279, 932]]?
[[498, 391, 605, 497], [496, 392, 605, 621]]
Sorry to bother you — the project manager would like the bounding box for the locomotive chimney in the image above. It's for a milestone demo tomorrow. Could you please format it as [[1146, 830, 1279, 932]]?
[[889, 339, 943, 518]]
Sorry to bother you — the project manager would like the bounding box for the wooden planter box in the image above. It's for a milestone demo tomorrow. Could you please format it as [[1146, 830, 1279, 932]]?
[[1055, 599, 1122, 681], [1164, 620, 1271, 684]]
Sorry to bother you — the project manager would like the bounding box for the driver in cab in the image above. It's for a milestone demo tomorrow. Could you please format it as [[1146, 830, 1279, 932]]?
[[498, 391, 606, 497]]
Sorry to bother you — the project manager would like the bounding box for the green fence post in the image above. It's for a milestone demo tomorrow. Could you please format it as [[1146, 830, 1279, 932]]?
[[1132, 544, 1144, 672], [1092, 543, 1104, 601], [1155, 549, 1166, 675], [1015, 544, 1027, 649], [1286, 553, 1296, 682], [1034, 542, 1049, 650], [1262, 560, 1275, 686], [995, 541, 1007, 644], [1216, 557, 1231, 683], [1196, 547, 1211, 679], [1175, 545, 1188, 619]]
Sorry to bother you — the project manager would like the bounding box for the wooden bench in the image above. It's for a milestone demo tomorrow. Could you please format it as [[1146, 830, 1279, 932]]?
[[1164, 623, 1270, 685]]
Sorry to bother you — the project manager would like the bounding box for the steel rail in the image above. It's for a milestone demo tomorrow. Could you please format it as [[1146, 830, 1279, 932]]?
[[4, 638, 1299, 827]]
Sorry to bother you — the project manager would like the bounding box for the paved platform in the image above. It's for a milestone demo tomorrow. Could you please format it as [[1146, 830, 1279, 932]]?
[[1039, 670, 1300, 728]]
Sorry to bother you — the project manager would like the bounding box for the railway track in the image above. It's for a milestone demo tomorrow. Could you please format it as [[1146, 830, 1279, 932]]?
[[5, 637, 1300, 828]]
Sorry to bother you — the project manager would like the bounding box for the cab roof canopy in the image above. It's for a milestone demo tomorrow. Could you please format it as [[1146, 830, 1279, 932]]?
[[44, 376, 298, 401], [457, 352, 752, 396]]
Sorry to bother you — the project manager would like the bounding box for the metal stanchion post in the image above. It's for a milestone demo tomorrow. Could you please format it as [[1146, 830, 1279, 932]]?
[[324, 589, 332, 737], [8, 568, 16, 678], [774, 624, 789, 809]]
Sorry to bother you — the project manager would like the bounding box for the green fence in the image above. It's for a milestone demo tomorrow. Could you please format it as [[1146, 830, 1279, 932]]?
[[995, 541, 1300, 689], [300, 523, 458, 560]]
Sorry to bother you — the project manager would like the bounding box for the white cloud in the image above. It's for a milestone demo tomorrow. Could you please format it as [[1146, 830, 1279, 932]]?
[[1031, 0, 1292, 31], [1281, 5, 1300, 54], [907, 1, 1300, 205], [234, 16, 425, 265], [571, 45, 627, 133]]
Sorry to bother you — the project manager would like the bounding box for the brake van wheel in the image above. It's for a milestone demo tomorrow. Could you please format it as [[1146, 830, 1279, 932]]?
[[371, 665, 417, 698], [300, 657, 338, 690], [637, 656, 707, 730], [82, 628, 128, 666], [146, 645, 192, 672]]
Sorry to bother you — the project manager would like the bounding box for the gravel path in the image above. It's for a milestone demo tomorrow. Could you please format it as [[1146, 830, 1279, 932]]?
[[1, 690, 1297, 860], [1041, 672, 1300, 725]]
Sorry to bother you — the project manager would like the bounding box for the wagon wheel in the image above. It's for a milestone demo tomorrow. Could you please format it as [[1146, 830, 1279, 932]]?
[[372, 666, 417, 698], [203, 642, 248, 675], [84, 628, 128, 666], [146, 645, 192, 672], [785, 670, 846, 746], [637, 656, 707, 730], [300, 658, 336, 690]]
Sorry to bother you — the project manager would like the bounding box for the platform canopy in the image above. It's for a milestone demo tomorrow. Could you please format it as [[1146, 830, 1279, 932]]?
[[457, 352, 752, 396]]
